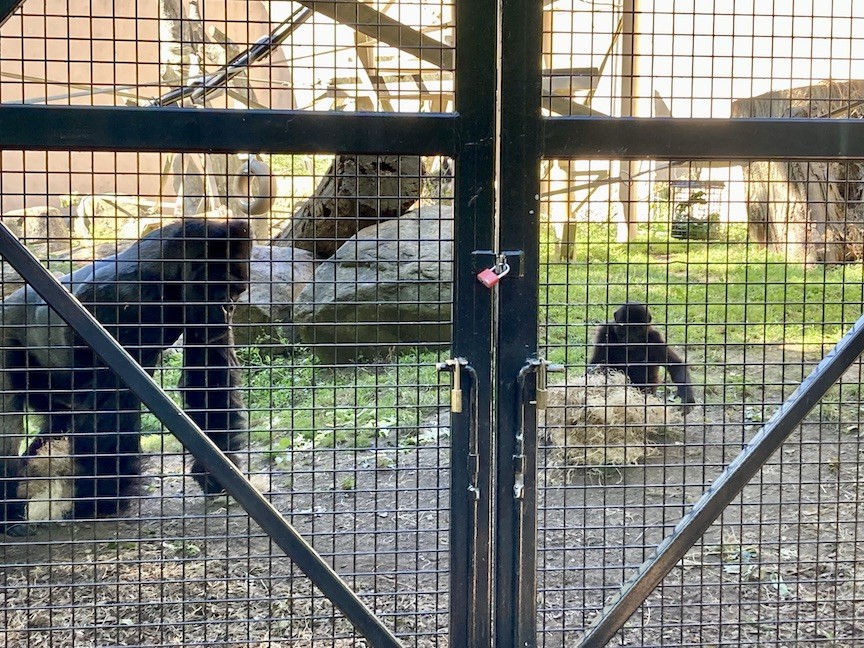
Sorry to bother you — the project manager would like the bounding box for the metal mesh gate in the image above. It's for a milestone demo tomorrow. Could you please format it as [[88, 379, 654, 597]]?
[[537, 2, 864, 646], [3, 1, 864, 647], [0, 2, 465, 646]]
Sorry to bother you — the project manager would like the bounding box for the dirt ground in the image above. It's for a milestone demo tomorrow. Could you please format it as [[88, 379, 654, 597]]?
[[2, 345, 864, 647]]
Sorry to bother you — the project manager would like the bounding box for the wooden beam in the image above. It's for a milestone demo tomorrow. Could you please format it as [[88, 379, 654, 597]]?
[[295, 0, 453, 70]]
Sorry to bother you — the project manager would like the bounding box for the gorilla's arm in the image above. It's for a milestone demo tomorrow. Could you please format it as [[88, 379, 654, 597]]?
[[647, 328, 696, 406], [587, 324, 615, 366]]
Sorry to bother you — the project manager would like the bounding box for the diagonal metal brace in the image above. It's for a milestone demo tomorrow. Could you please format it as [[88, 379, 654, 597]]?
[[578, 311, 864, 647], [0, 0, 24, 29], [0, 222, 403, 648]]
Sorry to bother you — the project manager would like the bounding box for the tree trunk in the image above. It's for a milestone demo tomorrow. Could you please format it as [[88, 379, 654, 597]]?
[[732, 80, 864, 264], [274, 155, 423, 258], [159, 0, 200, 85]]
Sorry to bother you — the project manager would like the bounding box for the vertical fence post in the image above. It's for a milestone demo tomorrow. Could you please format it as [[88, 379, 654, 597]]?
[[495, 1, 544, 646], [452, 1, 499, 646]]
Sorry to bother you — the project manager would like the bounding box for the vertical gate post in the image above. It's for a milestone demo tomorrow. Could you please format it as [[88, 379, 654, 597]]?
[[452, 1, 499, 646], [495, 1, 544, 646]]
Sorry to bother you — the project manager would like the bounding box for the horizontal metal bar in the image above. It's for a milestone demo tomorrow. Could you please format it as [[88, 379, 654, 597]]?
[[0, 105, 459, 155], [543, 116, 864, 160], [578, 311, 864, 647], [0, 222, 403, 648]]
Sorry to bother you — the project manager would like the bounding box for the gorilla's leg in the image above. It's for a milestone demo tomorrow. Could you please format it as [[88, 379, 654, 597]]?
[[182, 306, 247, 495], [0, 366, 27, 531], [64, 390, 143, 519]]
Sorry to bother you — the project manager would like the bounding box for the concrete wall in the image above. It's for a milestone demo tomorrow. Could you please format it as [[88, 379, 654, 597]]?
[[0, 0, 293, 213]]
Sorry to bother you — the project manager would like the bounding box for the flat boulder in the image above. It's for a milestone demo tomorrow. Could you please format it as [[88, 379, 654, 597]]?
[[293, 205, 453, 362], [233, 245, 316, 348], [2, 206, 73, 249]]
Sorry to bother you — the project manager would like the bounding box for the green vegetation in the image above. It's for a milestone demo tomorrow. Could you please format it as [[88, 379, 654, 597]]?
[[239, 346, 447, 455], [268, 153, 334, 178], [140, 217, 864, 457], [142, 345, 447, 460], [540, 221, 864, 366]]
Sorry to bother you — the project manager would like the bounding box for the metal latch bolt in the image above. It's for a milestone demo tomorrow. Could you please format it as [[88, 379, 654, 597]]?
[[436, 357, 468, 413], [524, 357, 564, 411], [535, 359, 564, 409], [513, 357, 564, 500]]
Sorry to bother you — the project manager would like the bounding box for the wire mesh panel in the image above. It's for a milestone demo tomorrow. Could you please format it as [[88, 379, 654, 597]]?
[[538, 1, 864, 646], [540, 156, 864, 646], [0, 1, 457, 646], [9, 0, 864, 645]]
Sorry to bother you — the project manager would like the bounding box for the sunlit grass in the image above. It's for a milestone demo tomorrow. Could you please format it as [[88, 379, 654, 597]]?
[[240, 346, 447, 456], [142, 346, 448, 459], [541, 221, 864, 366], [140, 218, 864, 456]]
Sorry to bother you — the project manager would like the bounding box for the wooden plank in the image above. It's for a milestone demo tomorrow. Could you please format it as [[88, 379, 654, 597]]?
[[295, 0, 454, 69]]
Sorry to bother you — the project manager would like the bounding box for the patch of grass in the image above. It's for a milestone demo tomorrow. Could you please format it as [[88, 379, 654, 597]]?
[[140, 350, 185, 453], [137, 344, 445, 461], [243, 348, 447, 460], [541, 221, 864, 366]]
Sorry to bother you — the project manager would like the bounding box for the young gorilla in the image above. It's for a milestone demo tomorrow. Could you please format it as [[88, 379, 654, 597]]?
[[0, 218, 251, 534], [589, 302, 696, 410]]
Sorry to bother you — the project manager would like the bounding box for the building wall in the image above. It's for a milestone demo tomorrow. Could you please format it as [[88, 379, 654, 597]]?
[[0, 0, 292, 213]]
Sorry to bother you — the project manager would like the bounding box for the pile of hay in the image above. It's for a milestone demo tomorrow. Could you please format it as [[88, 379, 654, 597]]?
[[543, 370, 684, 467]]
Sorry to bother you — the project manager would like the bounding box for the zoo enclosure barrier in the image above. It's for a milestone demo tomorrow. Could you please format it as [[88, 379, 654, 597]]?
[[3, 1, 864, 647]]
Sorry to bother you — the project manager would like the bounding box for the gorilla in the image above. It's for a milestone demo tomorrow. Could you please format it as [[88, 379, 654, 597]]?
[[589, 302, 696, 410], [0, 218, 251, 533]]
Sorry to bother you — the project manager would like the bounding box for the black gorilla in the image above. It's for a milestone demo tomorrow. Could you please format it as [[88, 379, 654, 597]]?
[[0, 218, 251, 532], [589, 302, 696, 409]]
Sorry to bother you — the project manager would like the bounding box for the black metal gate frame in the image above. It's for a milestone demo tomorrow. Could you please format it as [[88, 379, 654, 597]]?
[[506, 5, 864, 648], [0, 1, 495, 647], [5, 0, 864, 646]]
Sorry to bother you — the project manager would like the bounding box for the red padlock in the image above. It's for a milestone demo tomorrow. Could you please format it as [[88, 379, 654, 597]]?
[[477, 267, 501, 287]]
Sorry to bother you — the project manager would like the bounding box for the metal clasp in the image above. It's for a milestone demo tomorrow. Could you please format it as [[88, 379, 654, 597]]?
[[535, 358, 564, 410], [513, 357, 564, 500], [436, 357, 468, 413]]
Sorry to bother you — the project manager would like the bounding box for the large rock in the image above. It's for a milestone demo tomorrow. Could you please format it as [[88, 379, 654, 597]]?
[[2, 206, 72, 249], [76, 194, 159, 240], [293, 205, 453, 362], [233, 245, 316, 348]]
